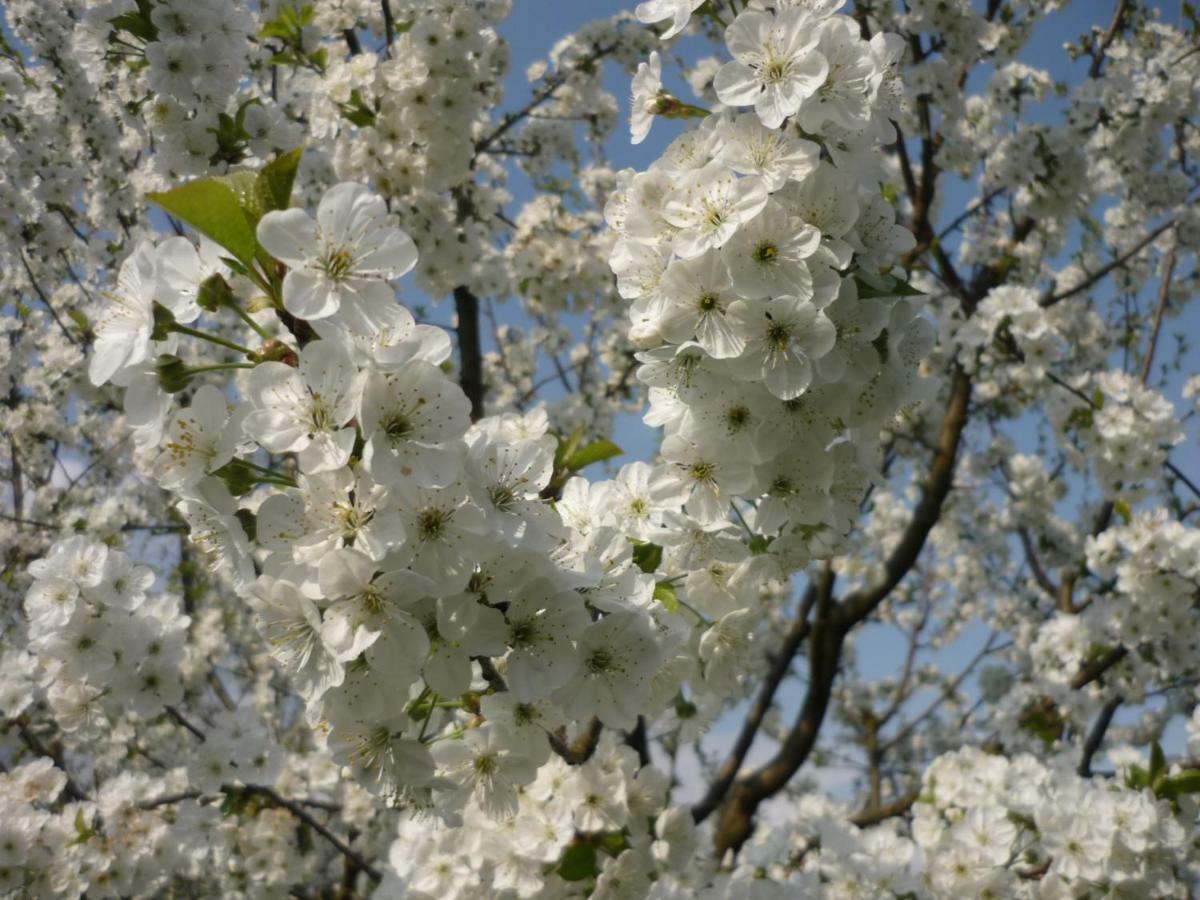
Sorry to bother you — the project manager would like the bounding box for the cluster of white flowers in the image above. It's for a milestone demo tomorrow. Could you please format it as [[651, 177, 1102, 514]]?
[[1049, 370, 1185, 498], [81, 0, 298, 175], [1084, 509, 1200, 688], [20, 537, 188, 732], [911, 747, 1192, 896], [608, 0, 931, 572], [83, 179, 685, 825], [5, 0, 1200, 894]]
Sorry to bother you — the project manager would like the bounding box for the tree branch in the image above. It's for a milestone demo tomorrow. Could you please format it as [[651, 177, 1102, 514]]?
[[850, 790, 919, 827], [1071, 646, 1128, 689], [453, 285, 485, 421], [1040, 220, 1174, 308], [1138, 244, 1176, 384], [712, 565, 840, 854], [836, 368, 972, 627], [692, 580, 818, 823], [1078, 694, 1123, 776]]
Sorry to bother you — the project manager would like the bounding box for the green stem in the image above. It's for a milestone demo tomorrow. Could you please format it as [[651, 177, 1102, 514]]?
[[239, 459, 296, 486], [730, 501, 757, 542], [418, 691, 440, 741], [228, 303, 276, 343], [185, 363, 255, 376], [170, 323, 252, 356], [256, 474, 298, 488], [677, 597, 712, 625]]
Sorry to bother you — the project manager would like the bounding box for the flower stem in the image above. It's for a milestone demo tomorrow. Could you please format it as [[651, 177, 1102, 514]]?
[[184, 363, 255, 376], [170, 323, 253, 356]]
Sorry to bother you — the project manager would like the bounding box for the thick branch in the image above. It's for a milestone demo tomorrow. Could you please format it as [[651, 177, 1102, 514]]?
[[1078, 694, 1123, 776], [1071, 646, 1128, 689], [692, 581, 818, 823], [837, 368, 972, 627], [712, 567, 840, 854], [850, 790, 919, 827], [453, 285, 485, 421]]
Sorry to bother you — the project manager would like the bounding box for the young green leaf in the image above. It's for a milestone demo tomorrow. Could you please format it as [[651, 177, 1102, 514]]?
[[631, 540, 663, 574], [146, 180, 258, 269], [654, 582, 680, 613], [565, 439, 622, 472], [257, 147, 303, 212]]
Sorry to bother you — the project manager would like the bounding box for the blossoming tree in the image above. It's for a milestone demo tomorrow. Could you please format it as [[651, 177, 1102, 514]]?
[[2, 0, 1199, 895]]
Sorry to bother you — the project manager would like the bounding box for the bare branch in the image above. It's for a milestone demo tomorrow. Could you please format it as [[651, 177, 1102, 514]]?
[[1078, 694, 1123, 776], [1040, 220, 1174, 308], [1138, 245, 1177, 384], [692, 580, 819, 823]]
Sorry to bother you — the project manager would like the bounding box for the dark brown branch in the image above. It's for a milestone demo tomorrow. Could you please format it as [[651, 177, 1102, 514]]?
[[1071, 646, 1128, 689], [1088, 0, 1131, 78], [1018, 526, 1060, 600], [453, 285, 485, 421], [474, 43, 617, 158], [712, 566, 841, 854], [708, 368, 972, 854], [243, 785, 381, 882], [1078, 694, 1123, 776], [1138, 245, 1176, 384], [850, 790, 919, 827], [837, 368, 972, 627], [381, 0, 395, 50], [18, 248, 78, 346], [1166, 460, 1200, 502], [165, 705, 207, 742], [692, 581, 818, 823]]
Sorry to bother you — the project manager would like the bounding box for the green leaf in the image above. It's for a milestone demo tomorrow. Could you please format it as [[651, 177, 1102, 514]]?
[[235, 509, 257, 543], [211, 460, 260, 497], [257, 147, 303, 212], [1113, 498, 1132, 524], [67, 308, 90, 336], [1149, 741, 1167, 787], [565, 439, 622, 472], [214, 171, 263, 224], [557, 841, 598, 881], [1158, 770, 1200, 800], [855, 273, 925, 299], [196, 273, 236, 313], [596, 831, 629, 857], [631, 541, 663, 574], [553, 427, 584, 471], [109, 0, 158, 43], [1126, 764, 1150, 790], [146, 180, 258, 268], [654, 582, 680, 613]]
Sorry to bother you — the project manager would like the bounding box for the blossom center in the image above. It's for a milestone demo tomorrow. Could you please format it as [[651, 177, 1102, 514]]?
[[417, 508, 450, 541], [586, 648, 615, 673], [322, 246, 356, 281], [382, 413, 413, 442]]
